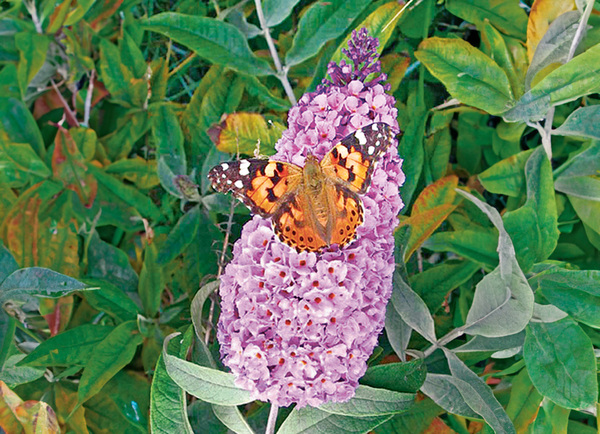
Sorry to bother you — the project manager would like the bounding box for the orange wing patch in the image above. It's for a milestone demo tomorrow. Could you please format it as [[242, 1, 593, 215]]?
[[208, 159, 302, 217], [273, 195, 327, 252], [321, 122, 396, 194], [329, 185, 364, 247]]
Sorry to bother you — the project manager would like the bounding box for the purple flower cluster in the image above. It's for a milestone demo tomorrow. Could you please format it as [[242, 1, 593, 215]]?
[[217, 29, 405, 408]]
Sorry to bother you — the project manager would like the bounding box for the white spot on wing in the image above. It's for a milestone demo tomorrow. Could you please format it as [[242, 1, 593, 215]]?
[[367, 146, 375, 155], [221, 163, 229, 170], [234, 180, 244, 189], [355, 130, 367, 145], [239, 160, 251, 176], [227, 180, 232, 185], [371, 124, 378, 131], [221, 174, 226, 178]]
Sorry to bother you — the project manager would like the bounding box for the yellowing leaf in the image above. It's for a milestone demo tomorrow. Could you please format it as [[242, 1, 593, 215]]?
[[398, 175, 460, 261], [53, 126, 98, 208], [209, 113, 285, 155], [0, 381, 60, 434], [526, 0, 576, 62], [381, 53, 411, 93], [0, 380, 23, 434]]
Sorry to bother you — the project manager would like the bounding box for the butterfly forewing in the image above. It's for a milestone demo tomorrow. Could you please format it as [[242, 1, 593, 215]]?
[[208, 159, 302, 217], [320, 122, 396, 194]]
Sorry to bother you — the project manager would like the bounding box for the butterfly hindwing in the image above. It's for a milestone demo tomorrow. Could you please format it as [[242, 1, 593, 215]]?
[[272, 192, 327, 252], [321, 122, 396, 194], [208, 159, 302, 217]]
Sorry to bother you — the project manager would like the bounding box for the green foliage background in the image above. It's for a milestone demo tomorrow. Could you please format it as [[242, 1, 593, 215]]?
[[0, 0, 599, 432]]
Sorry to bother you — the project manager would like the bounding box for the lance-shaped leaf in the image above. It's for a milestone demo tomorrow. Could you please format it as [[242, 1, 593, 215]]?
[[52, 126, 97, 208], [526, 0, 576, 60], [143, 13, 274, 76], [457, 190, 534, 337], [553, 105, 600, 140], [446, 0, 528, 39], [285, 0, 370, 67]]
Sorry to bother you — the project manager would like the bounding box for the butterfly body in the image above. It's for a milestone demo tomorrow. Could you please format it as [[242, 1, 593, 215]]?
[[208, 122, 397, 252]]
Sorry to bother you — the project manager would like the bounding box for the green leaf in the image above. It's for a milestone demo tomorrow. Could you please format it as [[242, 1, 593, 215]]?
[[98, 39, 147, 108], [143, 13, 274, 76], [19, 324, 114, 367], [210, 405, 254, 434], [101, 109, 154, 160], [0, 267, 93, 307], [398, 113, 427, 208], [504, 146, 559, 272], [558, 176, 600, 201], [278, 386, 414, 434], [553, 105, 600, 140], [415, 37, 513, 115], [446, 0, 528, 39], [420, 374, 480, 419], [389, 271, 436, 343], [0, 354, 45, 387], [190, 281, 219, 346], [150, 336, 194, 434], [505, 368, 543, 432], [76, 321, 143, 407], [538, 269, 600, 328], [443, 350, 517, 434], [504, 42, 600, 122], [152, 104, 187, 197], [453, 331, 525, 353], [480, 20, 523, 98], [262, 0, 301, 27], [0, 97, 45, 157], [88, 164, 162, 221], [319, 385, 415, 416], [457, 190, 534, 338], [15, 31, 50, 96], [157, 205, 201, 265], [278, 405, 394, 434], [241, 75, 291, 111], [86, 231, 139, 293], [139, 243, 164, 317], [285, 0, 370, 67], [424, 228, 499, 270], [360, 359, 426, 394], [410, 259, 481, 313], [82, 278, 140, 322], [0, 245, 18, 285], [384, 296, 412, 361], [373, 398, 442, 434], [0, 63, 21, 99], [478, 149, 534, 197], [0, 140, 51, 188], [524, 318, 598, 409], [162, 334, 253, 406]]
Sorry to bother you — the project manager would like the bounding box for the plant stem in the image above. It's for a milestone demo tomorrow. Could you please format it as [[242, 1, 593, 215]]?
[[265, 403, 279, 434], [423, 326, 465, 358], [538, 0, 594, 160], [254, 0, 297, 105]]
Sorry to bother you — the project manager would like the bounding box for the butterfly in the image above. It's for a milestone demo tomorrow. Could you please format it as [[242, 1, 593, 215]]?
[[208, 122, 397, 252]]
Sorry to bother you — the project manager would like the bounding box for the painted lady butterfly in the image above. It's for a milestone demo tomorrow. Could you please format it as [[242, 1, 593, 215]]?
[[208, 122, 397, 252]]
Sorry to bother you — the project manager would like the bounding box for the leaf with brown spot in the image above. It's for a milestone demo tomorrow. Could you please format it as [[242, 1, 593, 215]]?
[[41, 296, 74, 336], [0, 380, 23, 434], [526, 0, 576, 61], [398, 176, 460, 261], [52, 126, 97, 208], [20, 401, 60, 434]]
